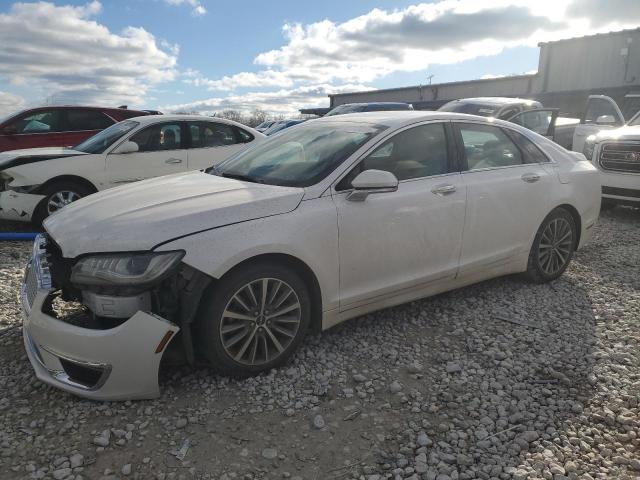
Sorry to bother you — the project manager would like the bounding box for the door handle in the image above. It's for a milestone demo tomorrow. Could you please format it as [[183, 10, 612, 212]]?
[[521, 173, 541, 183], [165, 158, 183, 164], [431, 184, 456, 196]]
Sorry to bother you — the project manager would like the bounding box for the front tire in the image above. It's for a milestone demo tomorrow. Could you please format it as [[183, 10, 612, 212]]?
[[525, 208, 576, 283], [196, 262, 310, 376], [32, 181, 92, 226]]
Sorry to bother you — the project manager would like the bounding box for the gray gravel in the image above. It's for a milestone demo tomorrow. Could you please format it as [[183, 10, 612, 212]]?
[[0, 207, 638, 480]]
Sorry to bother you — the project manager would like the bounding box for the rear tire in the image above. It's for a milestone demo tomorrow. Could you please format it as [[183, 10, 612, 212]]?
[[32, 181, 93, 226], [525, 208, 576, 283], [195, 262, 310, 376]]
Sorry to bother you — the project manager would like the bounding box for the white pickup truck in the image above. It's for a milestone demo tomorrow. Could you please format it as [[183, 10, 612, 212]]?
[[572, 95, 640, 208]]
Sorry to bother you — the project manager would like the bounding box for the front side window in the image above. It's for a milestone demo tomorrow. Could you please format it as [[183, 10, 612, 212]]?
[[459, 123, 523, 170], [212, 122, 382, 187], [342, 123, 449, 185], [584, 98, 622, 125], [66, 109, 114, 131], [189, 122, 237, 148], [8, 110, 64, 133], [129, 122, 183, 152]]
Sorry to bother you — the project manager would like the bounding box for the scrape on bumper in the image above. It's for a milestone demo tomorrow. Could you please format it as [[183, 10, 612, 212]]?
[[0, 190, 44, 222]]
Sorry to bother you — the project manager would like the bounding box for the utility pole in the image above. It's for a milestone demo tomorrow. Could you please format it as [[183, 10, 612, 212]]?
[[427, 74, 434, 85]]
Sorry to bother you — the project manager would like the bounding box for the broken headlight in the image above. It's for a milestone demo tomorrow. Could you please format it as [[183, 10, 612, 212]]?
[[70, 251, 185, 288]]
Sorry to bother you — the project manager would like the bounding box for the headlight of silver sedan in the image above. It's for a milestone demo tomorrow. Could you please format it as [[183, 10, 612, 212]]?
[[71, 251, 185, 287]]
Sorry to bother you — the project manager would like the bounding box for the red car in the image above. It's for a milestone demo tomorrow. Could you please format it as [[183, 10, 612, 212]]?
[[0, 106, 158, 152]]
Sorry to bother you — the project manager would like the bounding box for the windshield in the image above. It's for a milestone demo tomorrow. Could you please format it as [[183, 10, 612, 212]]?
[[74, 120, 139, 154], [325, 105, 364, 117], [438, 101, 498, 116], [211, 121, 383, 187]]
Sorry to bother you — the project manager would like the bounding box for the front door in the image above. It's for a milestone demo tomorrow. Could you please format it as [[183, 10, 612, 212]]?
[[332, 122, 466, 309], [454, 122, 555, 275], [573, 95, 625, 153], [105, 121, 188, 187]]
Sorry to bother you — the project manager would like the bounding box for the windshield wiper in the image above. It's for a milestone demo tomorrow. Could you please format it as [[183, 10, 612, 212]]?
[[220, 172, 263, 184]]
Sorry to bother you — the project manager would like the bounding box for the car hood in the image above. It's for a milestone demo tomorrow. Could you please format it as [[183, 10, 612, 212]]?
[[44, 171, 304, 258], [594, 125, 640, 142], [0, 147, 87, 170]]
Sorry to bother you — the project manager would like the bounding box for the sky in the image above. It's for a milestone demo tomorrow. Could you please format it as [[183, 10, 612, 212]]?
[[0, 0, 640, 117]]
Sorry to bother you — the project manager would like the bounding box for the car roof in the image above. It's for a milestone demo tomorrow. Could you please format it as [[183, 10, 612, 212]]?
[[127, 114, 248, 125], [445, 97, 539, 106], [312, 110, 494, 128]]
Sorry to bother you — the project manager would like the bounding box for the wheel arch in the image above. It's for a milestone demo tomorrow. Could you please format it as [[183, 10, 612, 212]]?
[[554, 203, 582, 249], [34, 175, 98, 195], [212, 252, 324, 334]]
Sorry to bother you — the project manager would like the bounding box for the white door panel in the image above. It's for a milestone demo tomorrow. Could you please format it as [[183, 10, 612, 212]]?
[[187, 144, 243, 171], [459, 165, 553, 273], [334, 174, 466, 309], [106, 150, 187, 187]]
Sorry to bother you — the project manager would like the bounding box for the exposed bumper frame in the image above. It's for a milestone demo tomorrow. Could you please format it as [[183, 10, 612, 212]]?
[[21, 236, 180, 401]]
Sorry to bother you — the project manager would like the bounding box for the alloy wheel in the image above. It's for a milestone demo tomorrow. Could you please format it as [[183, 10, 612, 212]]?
[[538, 217, 573, 276], [219, 278, 301, 366], [47, 190, 81, 214]]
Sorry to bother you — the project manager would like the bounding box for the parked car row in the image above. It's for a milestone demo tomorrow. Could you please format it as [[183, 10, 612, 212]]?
[[0, 115, 263, 224], [20, 111, 600, 400]]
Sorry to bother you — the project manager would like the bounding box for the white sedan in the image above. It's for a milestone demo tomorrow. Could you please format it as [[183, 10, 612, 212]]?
[[21, 111, 600, 400], [0, 115, 263, 224]]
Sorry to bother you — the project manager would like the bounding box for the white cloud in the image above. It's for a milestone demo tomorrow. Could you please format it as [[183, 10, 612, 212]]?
[[0, 1, 177, 107], [165, 0, 206, 16], [195, 0, 640, 96], [0, 91, 25, 116], [161, 84, 373, 116]]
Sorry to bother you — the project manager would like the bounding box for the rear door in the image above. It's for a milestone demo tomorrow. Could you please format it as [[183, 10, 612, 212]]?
[[105, 121, 188, 187], [62, 109, 115, 147], [186, 121, 252, 170], [573, 95, 625, 153], [454, 122, 555, 276]]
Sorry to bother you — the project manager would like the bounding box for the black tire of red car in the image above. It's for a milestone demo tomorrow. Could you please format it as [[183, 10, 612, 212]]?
[[525, 207, 577, 283], [32, 181, 93, 227], [195, 261, 311, 376]]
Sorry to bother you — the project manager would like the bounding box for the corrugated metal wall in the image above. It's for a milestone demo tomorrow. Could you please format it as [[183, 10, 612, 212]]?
[[327, 29, 640, 116]]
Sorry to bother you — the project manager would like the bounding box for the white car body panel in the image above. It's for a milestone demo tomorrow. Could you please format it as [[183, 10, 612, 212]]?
[[572, 95, 625, 153], [20, 112, 600, 400], [0, 115, 264, 222]]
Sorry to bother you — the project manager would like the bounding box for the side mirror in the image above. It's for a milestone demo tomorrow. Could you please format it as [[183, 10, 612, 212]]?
[[596, 115, 616, 125], [347, 169, 398, 202], [1, 126, 17, 135], [113, 141, 139, 154]]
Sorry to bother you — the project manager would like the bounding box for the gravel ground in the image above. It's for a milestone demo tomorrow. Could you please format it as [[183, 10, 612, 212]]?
[[0, 208, 638, 480]]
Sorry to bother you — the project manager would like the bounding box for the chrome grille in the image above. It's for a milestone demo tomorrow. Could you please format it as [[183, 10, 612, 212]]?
[[599, 143, 640, 174], [21, 234, 53, 312]]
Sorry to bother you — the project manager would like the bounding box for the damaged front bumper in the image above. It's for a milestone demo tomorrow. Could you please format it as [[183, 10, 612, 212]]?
[[21, 236, 180, 401], [0, 189, 44, 222]]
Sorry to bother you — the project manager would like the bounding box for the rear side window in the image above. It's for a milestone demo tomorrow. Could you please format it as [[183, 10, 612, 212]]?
[[188, 122, 240, 148], [66, 109, 114, 131], [234, 126, 254, 143], [458, 123, 523, 170], [506, 130, 550, 163], [129, 122, 183, 152], [7, 110, 65, 133]]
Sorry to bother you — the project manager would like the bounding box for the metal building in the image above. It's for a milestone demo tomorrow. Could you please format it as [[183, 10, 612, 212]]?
[[306, 28, 640, 118]]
